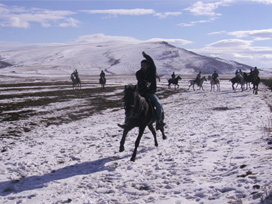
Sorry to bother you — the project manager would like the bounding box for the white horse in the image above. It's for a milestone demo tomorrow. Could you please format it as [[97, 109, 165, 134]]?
[[208, 76, 220, 92], [188, 76, 207, 91]]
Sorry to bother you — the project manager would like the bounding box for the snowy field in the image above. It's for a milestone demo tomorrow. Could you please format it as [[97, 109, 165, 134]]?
[[0, 75, 272, 204]]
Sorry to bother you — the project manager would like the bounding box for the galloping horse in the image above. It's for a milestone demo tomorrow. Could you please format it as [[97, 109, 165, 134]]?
[[99, 76, 106, 89], [230, 75, 245, 91], [119, 85, 167, 162], [71, 73, 81, 89], [208, 76, 220, 92], [188, 76, 207, 91], [168, 76, 182, 89], [243, 72, 252, 90]]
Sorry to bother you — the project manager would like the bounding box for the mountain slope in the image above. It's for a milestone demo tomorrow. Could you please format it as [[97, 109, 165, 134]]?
[[0, 41, 252, 76]]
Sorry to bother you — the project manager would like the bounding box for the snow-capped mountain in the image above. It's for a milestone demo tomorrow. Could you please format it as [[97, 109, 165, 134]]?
[[0, 41, 252, 76]]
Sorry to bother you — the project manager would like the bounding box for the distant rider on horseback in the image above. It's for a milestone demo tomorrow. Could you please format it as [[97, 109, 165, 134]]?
[[73, 69, 79, 80], [195, 71, 201, 85], [100, 70, 105, 79], [252, 67, 259, 76], [118, 51, 165, 130], [171, 72, 175, 80], [212, 70, 219, 82]]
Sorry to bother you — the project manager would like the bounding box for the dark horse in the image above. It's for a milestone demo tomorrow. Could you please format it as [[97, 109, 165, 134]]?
[[168, 76, 182, 89], [71, 73, 81, 89], [229, 76, 245, 91], [252, 74, 260, 94], [99, 76, 106, 89], [119, 85, 167, 162]]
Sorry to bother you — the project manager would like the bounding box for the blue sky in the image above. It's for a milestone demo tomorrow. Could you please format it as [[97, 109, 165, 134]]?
[[0, 0, 272, 68]]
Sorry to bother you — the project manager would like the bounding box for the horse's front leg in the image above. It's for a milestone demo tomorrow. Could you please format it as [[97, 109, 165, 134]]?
[[131, 126, 146, 162], [119, 127, 132, 152], [148, 124, 158, 147]]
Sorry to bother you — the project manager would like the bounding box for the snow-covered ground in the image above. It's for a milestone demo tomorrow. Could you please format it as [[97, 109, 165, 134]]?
[[0, 75, 272, 204]]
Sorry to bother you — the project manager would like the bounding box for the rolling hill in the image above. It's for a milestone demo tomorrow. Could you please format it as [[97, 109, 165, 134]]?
[[0, 41, 253, 76]]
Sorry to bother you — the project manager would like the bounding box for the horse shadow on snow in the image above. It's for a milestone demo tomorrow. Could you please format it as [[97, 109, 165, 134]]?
[[0, 156, 124, 196]]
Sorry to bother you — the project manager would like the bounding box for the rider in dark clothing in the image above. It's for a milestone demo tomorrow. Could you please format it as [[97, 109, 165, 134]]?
[[100, 70, 105, 78], [136, 52, 157, 95], [253, 67, 259, 76], [171, 72, 175, 80], [136, 52, 164, 130], [118, 52, 165, 130], [212, 71, 219, 82], [195, 71, 201, 85]]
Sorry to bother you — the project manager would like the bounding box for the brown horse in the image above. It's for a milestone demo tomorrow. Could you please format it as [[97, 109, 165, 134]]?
[[119, 85, 167, 161]]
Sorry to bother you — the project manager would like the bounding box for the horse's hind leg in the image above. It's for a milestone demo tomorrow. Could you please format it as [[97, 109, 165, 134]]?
[[131, 127, 145, 162], [148, 124, 158, 147]]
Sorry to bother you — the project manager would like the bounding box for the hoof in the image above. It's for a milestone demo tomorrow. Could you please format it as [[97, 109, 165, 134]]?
[[130, 157, 135, 162], [119, 146, 124, 152], [163, 136, 167, 140]]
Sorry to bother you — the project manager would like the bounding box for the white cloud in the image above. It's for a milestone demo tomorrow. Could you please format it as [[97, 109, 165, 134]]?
[[154, 11, 182, 19], [178, 17, 217, 27], [250, 0, 272, 4], [80, 9, 155, 16], [75, 33, 142, 44], [192, 38, 272, 67], [228, 28, 272, 40], [81, 8, 182, 19], [208, 30, 227, 35], [75, 34, 192, 47], [0, 4, 79, 28], [185, 1, 223, 16], [59, 18, 80, 27]]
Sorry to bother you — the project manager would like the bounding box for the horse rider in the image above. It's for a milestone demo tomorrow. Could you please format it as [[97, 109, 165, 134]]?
[[73, 69, 79, 81], [171, 72, 176, 80], [235, 69, 239, 77], [100, 70, 105, 79], [235, 69, 243, 78], [118, 51, 165, 130], [212, 70, 219, 82], [195, 71, 201, 85], [252, 67, 259, 76]]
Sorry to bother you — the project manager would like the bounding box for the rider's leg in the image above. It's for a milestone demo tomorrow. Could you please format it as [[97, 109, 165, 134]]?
[[147, 93, 165, 129]]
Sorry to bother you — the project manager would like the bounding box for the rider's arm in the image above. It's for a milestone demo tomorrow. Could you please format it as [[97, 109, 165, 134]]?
[[142, 52, 156, 75]]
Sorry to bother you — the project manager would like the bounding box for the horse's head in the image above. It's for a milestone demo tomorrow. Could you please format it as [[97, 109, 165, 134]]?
[[177, 76, 182, 80], [202, 76, 207, 81], [123, 85, 137, 117]]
